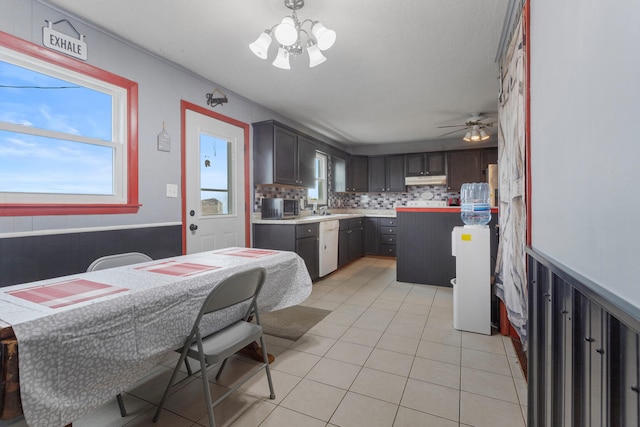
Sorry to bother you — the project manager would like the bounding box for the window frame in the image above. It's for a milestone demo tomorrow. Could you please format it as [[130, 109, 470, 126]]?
[[0, 31, 139, 216], [308, 151, 327, 206]]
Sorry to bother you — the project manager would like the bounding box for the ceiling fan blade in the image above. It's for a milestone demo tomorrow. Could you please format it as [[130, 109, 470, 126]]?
[[439, 128, 468, 137], [437, 124, 468, 128]]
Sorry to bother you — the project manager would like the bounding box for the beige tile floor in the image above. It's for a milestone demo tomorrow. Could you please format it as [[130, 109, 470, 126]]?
[[1, 256, 528, 427]]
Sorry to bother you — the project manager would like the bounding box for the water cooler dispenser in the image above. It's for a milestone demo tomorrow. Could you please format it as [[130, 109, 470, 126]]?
[[451, 182, 492, 335], [451, 225, 491, 335]]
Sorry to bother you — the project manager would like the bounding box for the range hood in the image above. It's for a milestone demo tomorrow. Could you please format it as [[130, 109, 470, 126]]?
[[405, 175, 447, 186]]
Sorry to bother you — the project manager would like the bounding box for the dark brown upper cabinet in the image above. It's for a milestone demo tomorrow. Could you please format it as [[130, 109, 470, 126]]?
[[369, 155, 405, 192], [446, 148, 498, 192], [253, 121, 316, 188], [405, 152, 446, 176], [346, 155, 369, 192]]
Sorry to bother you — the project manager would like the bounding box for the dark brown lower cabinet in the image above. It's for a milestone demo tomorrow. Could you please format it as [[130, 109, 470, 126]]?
[[364, 217, 397, 257], [253, 223, 319, 280], [338, 218, 364, 267], [528, 248, 640, 427]]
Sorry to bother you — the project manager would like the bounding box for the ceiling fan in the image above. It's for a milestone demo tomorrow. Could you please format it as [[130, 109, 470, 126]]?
[[438, 114, 496, 141]]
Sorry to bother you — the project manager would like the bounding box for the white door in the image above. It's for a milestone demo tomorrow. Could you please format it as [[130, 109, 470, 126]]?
[[184, 105, 248, 254]]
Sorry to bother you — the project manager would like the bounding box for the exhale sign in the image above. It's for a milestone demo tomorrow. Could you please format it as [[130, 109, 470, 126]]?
[[42, 20, 88, 61]]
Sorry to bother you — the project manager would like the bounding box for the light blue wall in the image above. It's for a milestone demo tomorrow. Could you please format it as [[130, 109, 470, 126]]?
[[530, 0, 640, 307], [0, 0, 342, 234]]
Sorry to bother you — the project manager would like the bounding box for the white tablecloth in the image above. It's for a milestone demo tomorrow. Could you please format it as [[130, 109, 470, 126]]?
[[0, 248, 312, 427]]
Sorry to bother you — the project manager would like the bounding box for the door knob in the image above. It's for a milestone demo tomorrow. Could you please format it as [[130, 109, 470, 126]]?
[[189, 224, 198, 231]]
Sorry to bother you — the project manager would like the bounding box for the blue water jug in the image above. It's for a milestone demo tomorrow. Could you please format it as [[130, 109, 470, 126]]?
[[460, 182, 491, 226]]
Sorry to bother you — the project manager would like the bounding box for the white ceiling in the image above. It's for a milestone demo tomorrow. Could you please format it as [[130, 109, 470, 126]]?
[[45, 0, 510, 146]]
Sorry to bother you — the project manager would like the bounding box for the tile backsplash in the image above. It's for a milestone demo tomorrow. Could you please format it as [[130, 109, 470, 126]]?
[[254, 184, 459, 211]]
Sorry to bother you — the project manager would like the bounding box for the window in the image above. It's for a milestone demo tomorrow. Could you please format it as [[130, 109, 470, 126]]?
[[200, 134, 232, 215], [0, 33, 139, 216], [307, 152, 327, 205]]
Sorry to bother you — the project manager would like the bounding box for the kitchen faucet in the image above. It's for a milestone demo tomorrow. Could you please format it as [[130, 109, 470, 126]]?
[[319, 206, 328, 215]]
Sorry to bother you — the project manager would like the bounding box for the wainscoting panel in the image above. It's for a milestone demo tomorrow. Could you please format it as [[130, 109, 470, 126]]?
[[0, 225, 182, 287], [527, 248, 640, 427]]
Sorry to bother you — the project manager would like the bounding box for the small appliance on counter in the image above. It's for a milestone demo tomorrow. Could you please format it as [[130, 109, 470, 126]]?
[[261, 198, 299, 219]]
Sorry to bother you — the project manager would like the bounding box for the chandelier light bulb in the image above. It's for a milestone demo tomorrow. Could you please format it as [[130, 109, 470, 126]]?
[[480, 128, 490, 141], [463, 131, 472, 142], [249, 32, 272, 59], [311, 22, 336, 50], [272, 47, 291, 69], [274, 17, 298, 46], [470, 126, 481, 141], [307, 43, 327, 67]]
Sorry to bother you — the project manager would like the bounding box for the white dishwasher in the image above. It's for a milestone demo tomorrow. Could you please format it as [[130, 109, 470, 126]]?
[[318, 220, 339, 277]]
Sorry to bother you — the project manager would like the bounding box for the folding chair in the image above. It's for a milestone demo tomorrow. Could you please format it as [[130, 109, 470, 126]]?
[[152, 267, 275, 427], [87, 252, 152, 272], [87, 251, 153, 417]]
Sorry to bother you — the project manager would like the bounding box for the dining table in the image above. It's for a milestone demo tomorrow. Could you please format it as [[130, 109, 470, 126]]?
[[0, 247, 312, 427]]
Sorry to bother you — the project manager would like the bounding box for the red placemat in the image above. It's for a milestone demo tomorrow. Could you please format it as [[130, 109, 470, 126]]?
[[217, 248, 278, 258], [6, 279, 128, 309], [136, 261, 220, 276]]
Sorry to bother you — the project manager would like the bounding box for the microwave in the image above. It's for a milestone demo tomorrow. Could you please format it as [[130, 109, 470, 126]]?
[[261, 198, 299, 219]]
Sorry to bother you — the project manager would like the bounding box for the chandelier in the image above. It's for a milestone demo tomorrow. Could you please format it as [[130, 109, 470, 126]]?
[[249, 0, 336, 69]]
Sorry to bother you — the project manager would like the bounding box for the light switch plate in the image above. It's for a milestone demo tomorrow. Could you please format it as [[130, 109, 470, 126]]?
[[166, 184, 178, 198]]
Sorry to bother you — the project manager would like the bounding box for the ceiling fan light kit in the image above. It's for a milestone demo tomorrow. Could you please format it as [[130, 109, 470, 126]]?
[[249, 0, 336, 69], [439, 114, 494, 142], [463, 125, 491, 142]]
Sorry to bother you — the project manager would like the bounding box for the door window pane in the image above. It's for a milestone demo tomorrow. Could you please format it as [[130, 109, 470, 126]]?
[[200, 134, 231, 215]]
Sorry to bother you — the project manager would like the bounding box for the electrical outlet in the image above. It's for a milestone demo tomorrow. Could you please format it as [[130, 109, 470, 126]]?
[[166, 184, 178, 198]]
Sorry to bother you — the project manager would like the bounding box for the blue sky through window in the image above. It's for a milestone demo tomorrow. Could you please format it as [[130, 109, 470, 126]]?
[[0, 60, 115, 195], [200, 134, 230, 214]]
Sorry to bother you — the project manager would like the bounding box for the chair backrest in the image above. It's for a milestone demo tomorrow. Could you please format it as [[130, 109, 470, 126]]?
[[195, 267, 266, 326], [87, 252, 153, 272]]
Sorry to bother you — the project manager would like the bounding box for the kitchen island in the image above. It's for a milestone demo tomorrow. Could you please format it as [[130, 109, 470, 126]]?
[[396, 207, 499, 287]]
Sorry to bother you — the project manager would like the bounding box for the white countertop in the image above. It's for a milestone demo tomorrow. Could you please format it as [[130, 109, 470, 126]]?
[[253, 209, 396, 225]]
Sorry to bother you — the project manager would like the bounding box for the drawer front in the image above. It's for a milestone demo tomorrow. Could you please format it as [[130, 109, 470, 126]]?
[[379, 217, 397, 227], [296, 223, 319, 238], [380, 226, 396, 235], [339, 219, 350, 231], [381, 234, 396, 245], [380, 244, 397, 256]]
